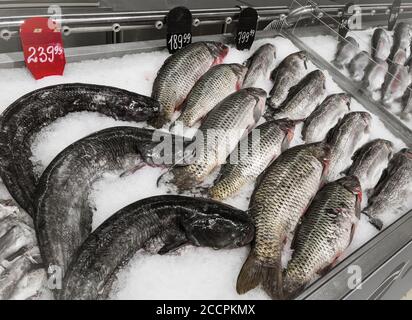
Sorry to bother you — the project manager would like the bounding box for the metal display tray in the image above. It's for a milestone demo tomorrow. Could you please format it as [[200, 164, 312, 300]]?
[[0, 26, 410, 300]]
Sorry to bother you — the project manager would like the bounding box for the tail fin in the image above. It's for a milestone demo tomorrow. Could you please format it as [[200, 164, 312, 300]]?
[[236, 252, 282, 299], [368, 216, 383, 230]]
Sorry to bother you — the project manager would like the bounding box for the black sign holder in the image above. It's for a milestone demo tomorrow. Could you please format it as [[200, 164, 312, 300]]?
[[338, 2, 355, 39], [388, 0, 401, 31], [165, 6, 192, 54], [235, 7, 258, 50]]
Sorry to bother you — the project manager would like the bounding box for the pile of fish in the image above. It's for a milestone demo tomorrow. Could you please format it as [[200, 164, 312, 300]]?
[[333, 23, 412, 120], [0, 201, 50, 299], [0, 40, 410, 301]]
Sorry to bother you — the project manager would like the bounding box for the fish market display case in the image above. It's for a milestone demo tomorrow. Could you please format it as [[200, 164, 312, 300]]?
[[0, 0, 411, 300]]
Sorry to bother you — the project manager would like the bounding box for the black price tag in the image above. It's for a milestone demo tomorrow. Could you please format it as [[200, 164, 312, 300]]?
[[338, 2, 354, 38], [235, 7, 258, 51], [166, 6, 192, 54]]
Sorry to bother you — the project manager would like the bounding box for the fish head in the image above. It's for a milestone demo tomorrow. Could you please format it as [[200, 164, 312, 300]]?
[[346, 36, 360, 48], [263, 43, 277, 58], [400, 148, 412, 160], [295, 51, 308, 69], [205, 42, 229, 63], [182, 210, 254, 249], [245, 87, 267, 123], [229, 63, 249, 83], [308, 142, 331, 175], [338, 93, 352, 109], [358, 111, 372, 131], [338, 175, 362, 207], [277, 118, 297, 143]]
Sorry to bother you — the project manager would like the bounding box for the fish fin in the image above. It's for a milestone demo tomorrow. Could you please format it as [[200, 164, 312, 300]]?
[[236, 252, 265, 294], [262, 105, 278, 120], [368, 216, 383, 230], [119, 162, 146, 178], [237, 252, 283, 299], [157, 232, 188, 255]]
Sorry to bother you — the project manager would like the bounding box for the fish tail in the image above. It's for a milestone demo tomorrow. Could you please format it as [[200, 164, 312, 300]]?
[[236, 252, 264, 294], [262, 254, 283, 300], [236, 252, 282, 298]]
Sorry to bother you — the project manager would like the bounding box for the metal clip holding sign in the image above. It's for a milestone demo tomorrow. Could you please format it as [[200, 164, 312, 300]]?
[[338, 2, 355, 38], [388, 0, 402, 31], [165, 6, 192, 54], [235, 7, 258, 50]]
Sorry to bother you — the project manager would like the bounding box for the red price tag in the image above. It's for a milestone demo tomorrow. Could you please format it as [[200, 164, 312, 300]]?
[[20, 17, 66, 80]]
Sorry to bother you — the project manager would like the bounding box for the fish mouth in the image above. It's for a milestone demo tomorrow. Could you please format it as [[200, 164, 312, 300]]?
[[359, 112, 372, 126]]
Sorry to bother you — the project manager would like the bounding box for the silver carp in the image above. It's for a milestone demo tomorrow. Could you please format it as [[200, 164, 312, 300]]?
[[389, 22, 411, 61], [333, 36, 359, 69], [348, 51, 370, 81], [151, 41, 229, 128], [371, 28, 391, 61], [363, 148, 412, 230], [381, 63, 410, 104], [268, 70, 326, 121], [170, 88, 267, 189], [209, 119, 296, 200], [283, 176, 361, 299], [325, 112, 372, 181], [268, 51, 307, 109], [363, 59, 388, 92], [302, 93, 351, 143], [175, 64, 247, 127], [243, 43, 276, 88], [392, 48, 407, 65], [401, 85, 412, 119], [346, 139, 393, 191], [236, 142, 331, 299]]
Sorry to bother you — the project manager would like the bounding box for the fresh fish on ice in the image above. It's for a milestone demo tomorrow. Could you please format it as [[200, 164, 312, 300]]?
[[363, 148, 412, 230], [267, 70, 326, 121], [174, 63, 247, 127], [302, 93, 351, 143], [391, 48, 407, 65], [345, 139, 393, 191], [401, 85, 412, 119], [371, 28, 391, 61], [389, 22, 411, 61], [34, 127, 185, 279], [348, 51, 370, 81], [0, 223, 35, 262], [0, 83, 161, 216], [150, 41, 228, 128], [242, 43, 276, 88], [333, 36, 359, 69], [60, 195, 254, 300], [209, 119, 296, 200], [363, 59, 388, 92], [268, 51, 307, 109], [381, 63, 410, 104], [236, 142, 330, 299], [169, 88, 266, 189], [0, 247, 41, 300], [283, 176, 361, 299], [325, 112, 372, 181], [9, 268, 48, 300]]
